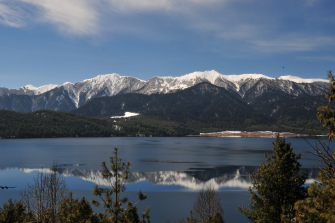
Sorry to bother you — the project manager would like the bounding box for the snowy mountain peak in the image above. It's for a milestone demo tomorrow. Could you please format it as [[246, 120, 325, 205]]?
[[179, 70, 223, 84], [278, 75, 328, 83], [83, 73, 120, 83], [222, 73, 274, 83], [1, 70, 329, 112], [169, 71, 278, 88], [22, 84, 59, 95], [23, 84, 37, 90]]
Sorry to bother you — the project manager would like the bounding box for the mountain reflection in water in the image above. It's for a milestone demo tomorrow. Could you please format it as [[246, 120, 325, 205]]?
[[3, 165, 319, 191]]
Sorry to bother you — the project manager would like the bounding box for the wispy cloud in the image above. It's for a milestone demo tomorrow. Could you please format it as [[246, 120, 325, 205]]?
[[251, 35, 335, 53], [0, 0, 334, 55], [19, 0, 99, 36], [0, 0, 223, 36], [0, 1, 26, 27], [105, 0, 222, 13], [300, 55, 335, 62]]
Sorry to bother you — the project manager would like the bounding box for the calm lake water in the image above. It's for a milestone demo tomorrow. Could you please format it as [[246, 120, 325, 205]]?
[[0, 137, 327, 222]]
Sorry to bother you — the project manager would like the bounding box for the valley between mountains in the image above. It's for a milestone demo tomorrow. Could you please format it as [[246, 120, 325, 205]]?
[[0, 71, 330, 137]]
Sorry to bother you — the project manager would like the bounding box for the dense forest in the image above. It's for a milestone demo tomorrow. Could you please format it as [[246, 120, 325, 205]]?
[[0, 110, 126, 138], [73, 82, 329, 135], [0, 108, 327, 139], [0, 110, 196, 138]]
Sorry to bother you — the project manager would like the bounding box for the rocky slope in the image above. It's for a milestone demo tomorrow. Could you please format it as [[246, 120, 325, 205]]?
[[0, 70, 328, 112]]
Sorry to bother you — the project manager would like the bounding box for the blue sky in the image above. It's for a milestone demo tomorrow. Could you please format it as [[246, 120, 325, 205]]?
[[0, 0, 335, 89]]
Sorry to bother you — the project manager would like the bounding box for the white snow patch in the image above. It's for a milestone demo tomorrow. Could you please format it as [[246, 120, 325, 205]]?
[[278, 75, 328, 83], [24, 84, 37, 90], [111, 112, 140, 119], [57, 94, 65, 102], [178, 70, 223, 84], [62, 82, 73, 85], [22, 84, 59, 94], [220, 131, 242, 133], [222, 73, 274, 83], [305, 178, 318, 184], [83, 73, 145, 83]]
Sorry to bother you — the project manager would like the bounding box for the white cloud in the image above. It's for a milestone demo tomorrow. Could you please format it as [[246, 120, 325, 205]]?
[[19, 0, 99, 35], [1, 0, 224, 36], [300, 56, 335, 62], [218, 24, 262, 40], [0, 0, 333, 56], [251, 35, 334, 53], [105, 0, 222, 13], [0, 1, 26, 27]]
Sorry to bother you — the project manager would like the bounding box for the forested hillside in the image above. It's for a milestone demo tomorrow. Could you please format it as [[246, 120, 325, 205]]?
[[0, 110, 122, 138], [0, 82, 330, 138], [73, 83, 328, 135], [0, 110, 195, 138]]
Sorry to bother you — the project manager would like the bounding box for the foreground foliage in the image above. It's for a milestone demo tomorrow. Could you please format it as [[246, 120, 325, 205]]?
[[238, 135, 307, 223], [317, 71, 335, 141], [0, 199, 33, 223], [314, 71, 335, 180], [287, 173, 335, 223], [280, 71, 335, 222], [193, 186, 224, 223], [58, 194, 100, 223], [92, 147, 150, 223], [1, 148, 151, 222], [20, 163, 68, 223]]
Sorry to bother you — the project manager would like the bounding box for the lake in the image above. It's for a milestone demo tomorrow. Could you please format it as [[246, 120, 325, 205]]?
[[0, 137, 327, 222]]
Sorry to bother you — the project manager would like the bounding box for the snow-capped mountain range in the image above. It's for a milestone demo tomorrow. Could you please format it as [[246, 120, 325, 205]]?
[[0, 70, 328, 112]]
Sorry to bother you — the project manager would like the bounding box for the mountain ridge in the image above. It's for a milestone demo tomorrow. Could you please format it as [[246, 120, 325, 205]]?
[[10, 70, 329, 91], [0, 70, 329, 113]]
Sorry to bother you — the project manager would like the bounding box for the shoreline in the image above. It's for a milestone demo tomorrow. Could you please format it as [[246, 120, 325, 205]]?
[[199, 131, 325, 138]]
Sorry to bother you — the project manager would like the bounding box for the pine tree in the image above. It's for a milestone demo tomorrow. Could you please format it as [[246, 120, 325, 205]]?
[[57, 193, 99, 223], [91, 147, 150, 223], [282, 71, 335, 222], [318, 70, 335, 141], [0, 199, 34, 223], [237, 135, 307, 223], [285, 172, 335, 223], [313, 70, 335, 180]]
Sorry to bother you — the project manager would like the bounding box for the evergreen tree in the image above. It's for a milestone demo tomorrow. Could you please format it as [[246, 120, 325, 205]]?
[[282, 71, 335, 222], [57, 193, 99, 223], [0, 199, 34, 223], [318, 70, 335, 141], [238, 135, 307, 223], [313, 70, 335, 180], [91, 147, 150, 223], [284, 172, 335, 223], [207, 212, 224, 223]]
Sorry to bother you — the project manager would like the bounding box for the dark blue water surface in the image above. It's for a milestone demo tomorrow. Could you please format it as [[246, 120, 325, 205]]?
[[0, 137, 328, 222]]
